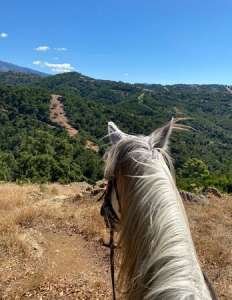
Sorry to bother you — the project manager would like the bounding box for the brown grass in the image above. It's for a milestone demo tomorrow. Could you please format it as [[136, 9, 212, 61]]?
[[0, 183, 231, 299], [185, 194, 232, 299]]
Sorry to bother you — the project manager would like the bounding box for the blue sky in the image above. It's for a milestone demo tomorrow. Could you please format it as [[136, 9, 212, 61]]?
[[1, 0, 232, 84]]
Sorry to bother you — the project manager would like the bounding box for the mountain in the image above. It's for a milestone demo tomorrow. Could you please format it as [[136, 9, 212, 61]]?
[[0, 70, 231, 191], [0, 60, 47, 76], [0, 71, 43, 85]]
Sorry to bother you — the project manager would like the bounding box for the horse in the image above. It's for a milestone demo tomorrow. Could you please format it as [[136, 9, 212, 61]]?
[[101, 118, 218, 300]]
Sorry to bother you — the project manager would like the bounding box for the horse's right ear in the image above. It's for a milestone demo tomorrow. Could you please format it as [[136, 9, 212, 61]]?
[[149, 117, 191, 151], [149, 118, 175, 151], [108, 121, 125, 144]]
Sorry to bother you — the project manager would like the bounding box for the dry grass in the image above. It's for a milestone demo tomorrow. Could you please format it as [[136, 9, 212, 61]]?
[[0, 183, 31, 210], [185, 194, 232, 299], [72, 199, 106, 238], [0, 183, 231, 299], [0, 183, 111, 299]]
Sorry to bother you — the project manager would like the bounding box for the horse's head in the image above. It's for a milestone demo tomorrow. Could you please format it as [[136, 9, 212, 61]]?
[[102, 118, 188, 230], [101, 119, 216, 300]]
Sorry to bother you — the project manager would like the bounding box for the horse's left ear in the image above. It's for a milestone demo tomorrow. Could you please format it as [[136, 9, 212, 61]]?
[[108, 121, 125, 144]]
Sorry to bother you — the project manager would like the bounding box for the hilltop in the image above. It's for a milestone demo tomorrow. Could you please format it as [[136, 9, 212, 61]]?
[[0, 69, 231, 191]]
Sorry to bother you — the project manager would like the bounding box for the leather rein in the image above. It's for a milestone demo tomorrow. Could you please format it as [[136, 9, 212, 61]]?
[[99, 177, 120, 300]]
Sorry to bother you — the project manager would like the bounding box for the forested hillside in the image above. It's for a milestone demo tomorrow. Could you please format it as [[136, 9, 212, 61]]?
[[0, 71, 231, 191], [0, 85, 102, 183], [0, 71, 42, 85]]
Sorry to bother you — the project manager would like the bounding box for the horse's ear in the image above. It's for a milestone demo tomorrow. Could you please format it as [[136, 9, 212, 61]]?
[[108, 121, 125, 144], [149, 118, 175, 150]]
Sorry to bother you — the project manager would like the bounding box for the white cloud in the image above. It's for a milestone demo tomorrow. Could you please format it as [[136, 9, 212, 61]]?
[[32, 60, 43, 65], [44, 62, 74, 73], [34, 45, 50, 52], [54, 47, 67, 52], [123, 73, 129, 76], [34, 46, 68, 52], [32, 60, 75, 73], [0, 32, 8, 38]]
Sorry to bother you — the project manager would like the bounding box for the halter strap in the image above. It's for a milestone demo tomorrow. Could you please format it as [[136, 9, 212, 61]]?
[[100, 178, 120, 229], [99, 177, 120, 300]]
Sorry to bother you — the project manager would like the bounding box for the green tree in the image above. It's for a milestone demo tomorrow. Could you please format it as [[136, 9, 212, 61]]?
[[0, 153, 17, 181], [179, 158, 210, 191]]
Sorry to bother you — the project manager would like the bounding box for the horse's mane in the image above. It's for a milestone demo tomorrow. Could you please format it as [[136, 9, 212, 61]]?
[[104, 123, 212, 300]]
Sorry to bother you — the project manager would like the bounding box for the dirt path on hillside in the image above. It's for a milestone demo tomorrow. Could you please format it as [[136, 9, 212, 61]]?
[[44, 232, 106, 279], [225, 86, 232, 95], [31, 230, 112, 299], [49, 95, 99, 152], [50, 94, 78, 137], [10, 229, 112, 299], [29, 189, 111, 298]]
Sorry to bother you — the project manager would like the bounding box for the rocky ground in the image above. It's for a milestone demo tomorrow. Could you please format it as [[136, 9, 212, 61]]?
[[0, 182, 231, 299]]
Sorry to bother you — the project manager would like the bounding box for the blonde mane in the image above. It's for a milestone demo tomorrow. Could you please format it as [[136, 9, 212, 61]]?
[[104, 119, 212, 300]]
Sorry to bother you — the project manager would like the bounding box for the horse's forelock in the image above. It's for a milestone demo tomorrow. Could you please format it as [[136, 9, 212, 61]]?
[[104, 135, 152, 179]]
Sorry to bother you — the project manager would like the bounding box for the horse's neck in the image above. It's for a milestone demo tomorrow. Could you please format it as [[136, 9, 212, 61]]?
[[119, 159, 212, 300]]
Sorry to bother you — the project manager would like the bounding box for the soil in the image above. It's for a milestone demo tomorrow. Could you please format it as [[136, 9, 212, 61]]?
[[50, 94, 78, 137]]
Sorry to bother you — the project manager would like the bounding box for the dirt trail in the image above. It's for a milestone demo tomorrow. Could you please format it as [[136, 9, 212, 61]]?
[[34, 230, 112, 299], [85, 140, 99, 153], [225, 86, 232, 95], [30, 189, 111, 298], [137, 92, 144, 103], [44, 231, 109, 279], [50, 94, 78, 137], [16, 228, 112, 299], [49, 95, 99, 152]]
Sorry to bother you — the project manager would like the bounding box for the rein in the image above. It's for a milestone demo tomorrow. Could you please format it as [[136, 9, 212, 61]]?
[[99, 178, 120, 300], [203, 272, 219, 300]]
